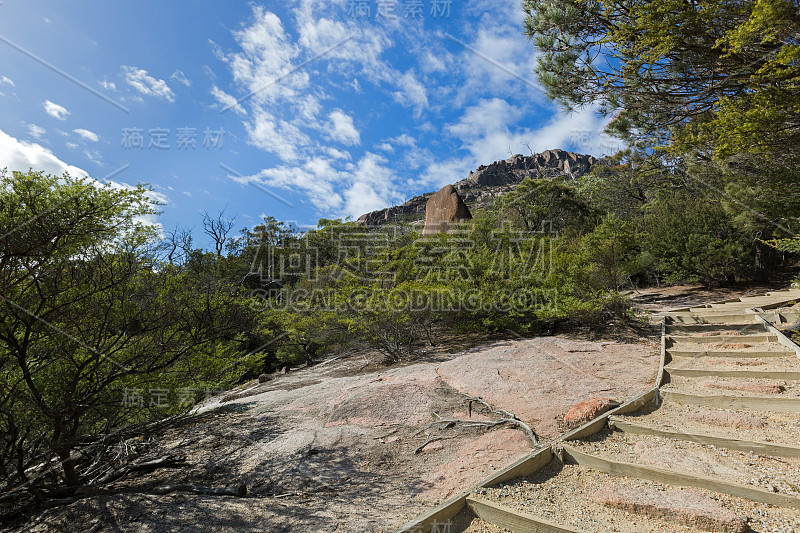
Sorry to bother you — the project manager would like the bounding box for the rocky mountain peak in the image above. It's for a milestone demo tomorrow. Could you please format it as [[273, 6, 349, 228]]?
[[356, 149, 600, 227]]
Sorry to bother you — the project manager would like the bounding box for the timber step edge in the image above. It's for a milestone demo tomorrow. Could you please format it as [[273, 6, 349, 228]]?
[[607, 417, 800, 458]]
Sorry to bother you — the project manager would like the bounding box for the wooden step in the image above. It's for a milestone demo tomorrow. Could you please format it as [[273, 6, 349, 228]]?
[[608, 416, 800, 457], [466, 495, 583, 533], [666, 323, 766, 334], [667, 349, 794, 358], [560, 444, 800, 509], [668, 314, 765, 324], [662, 390, 800, 412], [664, 367, 800, 380], [665, 334, 777, 344]]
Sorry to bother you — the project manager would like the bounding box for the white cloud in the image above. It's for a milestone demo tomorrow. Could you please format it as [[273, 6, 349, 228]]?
[[121, 66, 175, 102], [226, 8, 302, 105], [0, 129, 166, 231], [210, 85, 245, 116], [66, 142, 79, 149], [393, 134, 417, 147], [393, 70, 428, 116], [73, 128, 99, 142], [297, 16, 349, 50], [415, 158, 474, 190], [84, 149, 104, 167], [42, 100, 69, 120], [99, 78, 116, 91], [448, 25, 545, 109], [170, 70, 191, 87], [0, 128, 88, 176], [419, 50, 450, 74], [236, 158, 344, 212], [202, 65, 217, 80], [215, 5, 399, 165], [245, 109, 310, 161], [25, 123, 46, 140], [232, 151, 401, 219], [376, 142, 394, 153], [343, 152, 400, 217], [446, 98, 517, 143], [0, 76, 14, 87], [323, 147, 352, 160], [295, 95, 321, 122], [328, 110, 360, 146]]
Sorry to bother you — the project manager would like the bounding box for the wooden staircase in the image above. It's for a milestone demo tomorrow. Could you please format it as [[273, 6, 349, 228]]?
[[398, 288, 800, 532]]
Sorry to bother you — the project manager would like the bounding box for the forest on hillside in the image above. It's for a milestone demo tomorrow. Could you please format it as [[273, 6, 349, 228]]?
[[1, 0, 799, 520]]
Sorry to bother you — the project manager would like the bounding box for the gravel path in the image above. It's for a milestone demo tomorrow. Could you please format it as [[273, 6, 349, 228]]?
[[569, 428, 800, 495], [662, 375, 800, 398], [474, 460, 800, 532], [457, 289, 800, 533], [616, 403, 800, 446]]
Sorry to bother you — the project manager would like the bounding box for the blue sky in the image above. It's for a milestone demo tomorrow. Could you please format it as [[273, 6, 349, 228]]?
[[0, 0, 620, 247]]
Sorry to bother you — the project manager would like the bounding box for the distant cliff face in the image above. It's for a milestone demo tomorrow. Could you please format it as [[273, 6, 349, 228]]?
[[356, 149, 600, 227], [455, 149, 597, 204]]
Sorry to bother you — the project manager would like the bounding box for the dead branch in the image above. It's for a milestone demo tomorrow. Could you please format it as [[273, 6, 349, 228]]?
[[430, 412, 506, 430], [89, 454, 186, 486], [414, 435, 455, 454], [152, 483, 247, 497], [38, 482, 246, 509], [464, 396, 539, 447], [373, 428, 399, 440]]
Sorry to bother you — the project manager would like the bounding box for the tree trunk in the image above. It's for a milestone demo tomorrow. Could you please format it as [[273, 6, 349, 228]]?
[[55, 446, 79, 486]]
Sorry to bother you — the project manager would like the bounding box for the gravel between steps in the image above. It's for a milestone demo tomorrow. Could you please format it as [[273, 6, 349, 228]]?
[[668, 342, 796, 354], [460, 518, 508, 532], [569, 429, 800, 495], [663, 376, 800, 398], [476, 460, 800, 532], [617, 402, 800, 446], [667, 354, 800, 372]]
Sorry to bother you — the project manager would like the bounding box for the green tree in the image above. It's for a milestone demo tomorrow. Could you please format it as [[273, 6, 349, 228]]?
[[0, 170, 249, 493], [581, 215, 641, 290], [498, 178, 591, 233], [643, 193, 750, 285], [523, 0, 800, 154]]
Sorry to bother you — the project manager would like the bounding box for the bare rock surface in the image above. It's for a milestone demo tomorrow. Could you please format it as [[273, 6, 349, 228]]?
[[435, 337, 657, 439], [21, 336, 657, 533], [356, 149, 600, 227]]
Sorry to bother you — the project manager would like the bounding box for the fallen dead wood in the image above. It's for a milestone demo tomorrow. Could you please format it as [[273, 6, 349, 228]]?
[[89, 454, 187, 486], [152, 483, 247, 497], [38, 482, 248, 509], [465, 396, 539, 446], [414, 435, 455, 454], [429, 410, 539, 447], [427, 395, 539, 447]]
